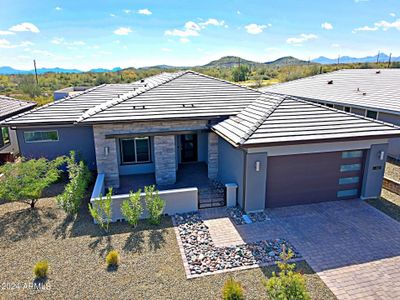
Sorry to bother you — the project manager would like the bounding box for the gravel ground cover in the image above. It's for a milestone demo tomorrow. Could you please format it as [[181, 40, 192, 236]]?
[[0, 182, 335, 299], [227, 207, 270, 225], [174, 213, 301, 277]]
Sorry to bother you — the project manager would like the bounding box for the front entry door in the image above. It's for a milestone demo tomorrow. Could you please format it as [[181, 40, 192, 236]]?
[[181, 134, 198, 162]]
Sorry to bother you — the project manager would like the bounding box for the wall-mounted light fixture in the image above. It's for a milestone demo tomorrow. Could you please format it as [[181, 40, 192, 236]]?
[[255, 161, 261, 172], [378, 150, 385, 161], [104, 146, 109, 156]]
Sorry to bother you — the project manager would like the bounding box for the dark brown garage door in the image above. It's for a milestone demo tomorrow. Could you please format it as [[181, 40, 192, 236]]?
[[265, 150, 365, 208]]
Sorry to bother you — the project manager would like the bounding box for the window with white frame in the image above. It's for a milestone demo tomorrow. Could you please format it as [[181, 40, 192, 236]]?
[[24, 130, 59, 143], [120, 137, 151, 164]]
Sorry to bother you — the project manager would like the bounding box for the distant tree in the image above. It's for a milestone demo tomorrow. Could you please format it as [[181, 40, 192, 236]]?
[[0, 157, 65, 209], [231, 65, 250, 82], [18, 75, 41, 98]]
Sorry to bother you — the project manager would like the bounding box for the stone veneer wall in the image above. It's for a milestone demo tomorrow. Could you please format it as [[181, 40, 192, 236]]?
[[208, 132, 219, 179], [93, 120, 208, 188], [154, 135, 176, 185]]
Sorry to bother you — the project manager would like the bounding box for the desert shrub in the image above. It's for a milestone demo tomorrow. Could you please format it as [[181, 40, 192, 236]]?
[[264, 246, 310, 300], [121, 189, 143, 227], [222, 277, 245, 300], [0, 157, 64, 209], [57, 151, 91, 215], [106, 250, 120, 266], [88, 188, 113, 232], [144, 185, 165, 225], [33, 261, 49, 279]]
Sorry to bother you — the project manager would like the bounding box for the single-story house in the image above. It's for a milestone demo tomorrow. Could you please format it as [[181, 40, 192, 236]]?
[[3, 71, 400, 214], [0, 95, 36, 163], [260, 69, 400, 159]]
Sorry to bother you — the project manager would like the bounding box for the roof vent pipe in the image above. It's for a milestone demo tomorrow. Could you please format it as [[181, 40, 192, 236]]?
[[376, 70, 381, 74], [327, 80, 333, 84]]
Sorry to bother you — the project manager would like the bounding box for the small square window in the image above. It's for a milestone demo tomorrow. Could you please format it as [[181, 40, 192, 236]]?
[[342, 151, 363, 158], [344, 106, 351, 112], [366, 110, 378, 119], [340, 164, 361, 172]]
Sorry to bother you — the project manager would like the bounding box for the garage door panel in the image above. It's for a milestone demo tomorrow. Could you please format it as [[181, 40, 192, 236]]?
[[266, 150, 364, 208]]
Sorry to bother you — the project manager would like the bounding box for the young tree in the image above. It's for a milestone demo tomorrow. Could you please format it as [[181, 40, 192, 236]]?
[[144, 185, 165, 225], [88, 188, 113, 232], [0, 157, 64, 209], [57, 151, 91, 215], [121, 189, 143, 227]]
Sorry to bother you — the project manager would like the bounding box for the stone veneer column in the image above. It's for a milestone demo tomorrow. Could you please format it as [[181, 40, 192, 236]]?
[[208, 132, 219, 179], [154, 135, 176, 185], [93, 126, 120, 188]]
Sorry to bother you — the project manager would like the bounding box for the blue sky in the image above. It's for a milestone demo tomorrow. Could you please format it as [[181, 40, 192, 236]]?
[[0, 0, 399, 70]]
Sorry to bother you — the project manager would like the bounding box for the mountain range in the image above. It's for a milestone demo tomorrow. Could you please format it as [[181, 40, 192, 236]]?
[[0, 53, 398, 74]]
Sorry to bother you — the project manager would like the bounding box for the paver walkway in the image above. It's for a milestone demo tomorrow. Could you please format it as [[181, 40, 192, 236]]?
[[204, 200, 400, 300]]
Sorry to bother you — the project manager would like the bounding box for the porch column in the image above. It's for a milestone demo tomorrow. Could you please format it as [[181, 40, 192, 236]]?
[[208, 132, 218, 179], [93, 125, 120, 188], [154, 135, 176, 185]]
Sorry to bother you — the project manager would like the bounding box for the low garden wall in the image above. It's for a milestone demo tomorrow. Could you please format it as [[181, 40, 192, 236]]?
[[382, 177, 400, 195], [90, 173, 198, 222]]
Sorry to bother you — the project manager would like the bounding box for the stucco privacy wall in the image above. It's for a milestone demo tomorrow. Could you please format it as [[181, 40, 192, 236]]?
[[16, 126, 97, 169], [0, 128, 19, 155], [217, 138, 245, 207], [93, 120, 208, 187], [361, 143, 388, 199]]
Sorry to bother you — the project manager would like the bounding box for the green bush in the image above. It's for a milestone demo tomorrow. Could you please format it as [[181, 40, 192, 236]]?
[[222, 277, 245, 300], [0, 156, 64, 209], [33, 261, 49, 279], [88, 188, 113, 232], [144, 185, 165, 225], [57, 151, 91, 215], [264, 247, 310, 300], [121, 189, 143, 227], [106, 250, 120, 266]]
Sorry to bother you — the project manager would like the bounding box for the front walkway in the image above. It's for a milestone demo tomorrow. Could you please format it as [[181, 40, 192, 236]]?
[[203, 200, 400, 300]]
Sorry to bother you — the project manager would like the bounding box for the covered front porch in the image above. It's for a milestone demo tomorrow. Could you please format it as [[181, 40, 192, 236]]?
[[115, 162, 226, 208]]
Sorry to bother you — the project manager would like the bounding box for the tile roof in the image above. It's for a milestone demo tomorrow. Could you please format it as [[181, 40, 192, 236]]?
[[0, 95, 36, 120], [260, 69, 400, 115], [212, 94, 400, 147], [77, 71, 261, 124]]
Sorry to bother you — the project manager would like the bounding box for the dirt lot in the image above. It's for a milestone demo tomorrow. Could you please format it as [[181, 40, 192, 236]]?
[[0, 182, 334, 299]]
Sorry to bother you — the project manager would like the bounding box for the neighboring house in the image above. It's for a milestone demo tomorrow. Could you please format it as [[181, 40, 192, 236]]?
[[3, 71, 400, 214], [54, 86, 92, 101], [260, 69, 400, 159], [0, 95, 36, 163]]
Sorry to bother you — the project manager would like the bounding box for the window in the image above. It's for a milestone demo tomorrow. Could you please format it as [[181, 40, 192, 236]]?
[[339, 177, 359, 185], [120, 137, 150, 164], [344, 106, 351, 113], [326, 103, 334, 108], [366, 110, 378, 119], [1, 127, 10, 146], [24, 130, 59, 143], [340, 164, 361, 172], [342, 150, 363, 158], [337, 189, 358, 197]]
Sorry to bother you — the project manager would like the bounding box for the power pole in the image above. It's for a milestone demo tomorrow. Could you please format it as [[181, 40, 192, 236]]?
[[337, 55, 340, 66], [388, 53, 392, 68], [33, 59, 39, 85], [376, 51, 380, 63]]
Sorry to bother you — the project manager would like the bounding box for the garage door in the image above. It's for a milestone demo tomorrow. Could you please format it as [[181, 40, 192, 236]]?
[[265, 150, 365, 208]]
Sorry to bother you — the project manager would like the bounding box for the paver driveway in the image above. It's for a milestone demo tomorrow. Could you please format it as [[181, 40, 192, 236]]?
[[213, 200, 400, 299]]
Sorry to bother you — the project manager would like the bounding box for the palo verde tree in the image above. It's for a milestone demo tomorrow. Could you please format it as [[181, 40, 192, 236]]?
[[0, 157, 65, 209]]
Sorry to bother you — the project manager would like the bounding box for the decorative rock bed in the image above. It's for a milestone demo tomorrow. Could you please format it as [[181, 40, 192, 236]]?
[[173, 213, 301, 276], [227, 207, 270, 225]]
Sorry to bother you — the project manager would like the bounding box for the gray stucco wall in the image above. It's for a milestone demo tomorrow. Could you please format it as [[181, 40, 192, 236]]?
[[17, 126, 97, 170], [377, 112, 400, 159], [217, 138, 245, 207], [244, 153, 268, 212], [361, 143, 388, 199]]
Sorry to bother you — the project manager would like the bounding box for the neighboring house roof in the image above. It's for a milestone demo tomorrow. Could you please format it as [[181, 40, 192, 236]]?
[[259, 69, 400, 115], [212, 94, 400, 147], [0, 95, 36, 121]]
